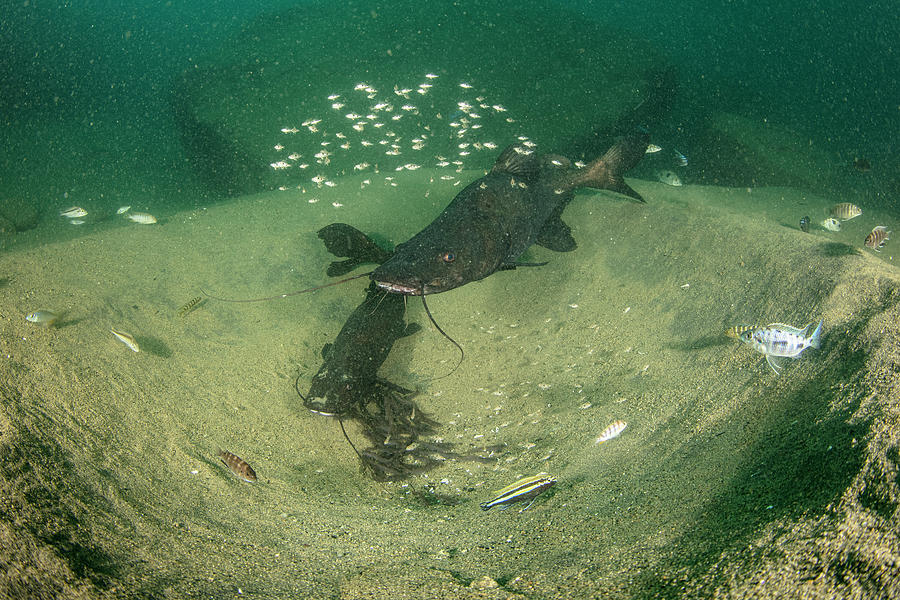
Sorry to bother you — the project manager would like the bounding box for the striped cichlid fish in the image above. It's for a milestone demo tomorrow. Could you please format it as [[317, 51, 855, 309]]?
[[739, 320, 822, 375], [596, 420, 627, 444], [480, 473, 556, 511], [217, 449, 257, 482], [828, 202, 862, 221], [865, 226, 891, 252]]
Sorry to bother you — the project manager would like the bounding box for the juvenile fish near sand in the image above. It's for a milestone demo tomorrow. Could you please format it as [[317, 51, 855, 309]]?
[[110, 328, 140, 352], [596, 420, 627, 444], [217, 449, 257, 482], [26, 310, 60, 327], [829, 202, 862, 221], [480, 473, 556, 511], [60, 206, 88, 218], [865, 226, 891, 252], [739, 320, 822, 375], [126, 212, 157, 224]]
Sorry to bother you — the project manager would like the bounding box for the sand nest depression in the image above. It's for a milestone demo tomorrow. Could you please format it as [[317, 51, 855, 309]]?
[[1, 175, 898, 599]]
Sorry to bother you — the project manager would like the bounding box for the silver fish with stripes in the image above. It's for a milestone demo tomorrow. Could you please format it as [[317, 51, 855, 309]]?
[[739, 320, 822, 375], [480, 473, 556, 511]]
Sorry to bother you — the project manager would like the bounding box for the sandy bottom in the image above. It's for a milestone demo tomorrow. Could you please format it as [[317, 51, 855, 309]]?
[[1, 173, 899, 599]]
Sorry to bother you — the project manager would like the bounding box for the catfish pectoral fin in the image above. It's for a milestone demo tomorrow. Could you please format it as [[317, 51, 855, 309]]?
[[535, 214, 577, 251], [326, 258, 360, 277], [318, 223, 394, 270]]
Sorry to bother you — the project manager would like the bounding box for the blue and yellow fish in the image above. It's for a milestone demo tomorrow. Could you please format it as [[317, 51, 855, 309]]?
[[480, 473, 557, 511]]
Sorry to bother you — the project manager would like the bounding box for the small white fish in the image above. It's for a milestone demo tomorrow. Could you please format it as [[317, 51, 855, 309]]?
[[645, 143, 662, 154], [273, 144, 284, 151], [739, 320, 822, 375], [821, 217, 841, 232], [116, 206, 131, 214], [111, 328, 140, 352], [26, 310, 60, 327], [126, 212, 157, 224], [657, 170, 682, 186], [60, 206, 88, 218], [69, 219, 85, 225], [596, 420, 627, 444], [280, 127, 299, 134]]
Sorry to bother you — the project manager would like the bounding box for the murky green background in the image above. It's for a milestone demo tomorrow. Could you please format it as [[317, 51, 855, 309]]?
[[2, 1, 899, 598]]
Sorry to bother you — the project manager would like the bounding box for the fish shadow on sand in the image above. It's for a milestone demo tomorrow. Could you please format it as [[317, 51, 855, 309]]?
[[666, 333, 732, 352], [818, 242, 861, 257], [54, 316, 89, 329], [135, 335, 172, 358]]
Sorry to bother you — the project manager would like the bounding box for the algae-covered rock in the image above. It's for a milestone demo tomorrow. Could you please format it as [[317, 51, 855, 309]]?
[[173, 0, 673, 196], [0, 197, 39, 232]]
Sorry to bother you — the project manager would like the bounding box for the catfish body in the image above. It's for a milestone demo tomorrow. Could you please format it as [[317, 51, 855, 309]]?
[[371, 130, 649, 295], [302, 226, 419, 416]]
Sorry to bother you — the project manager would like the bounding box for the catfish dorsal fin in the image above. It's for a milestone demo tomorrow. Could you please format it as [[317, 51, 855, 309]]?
[[491, 145, 539, 178]]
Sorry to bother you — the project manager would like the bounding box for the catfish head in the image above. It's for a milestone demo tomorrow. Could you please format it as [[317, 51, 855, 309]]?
[[370, 194, 511, 295]]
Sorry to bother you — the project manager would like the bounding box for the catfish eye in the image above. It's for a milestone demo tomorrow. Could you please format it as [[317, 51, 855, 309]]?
[[442, 251, 456, 263]]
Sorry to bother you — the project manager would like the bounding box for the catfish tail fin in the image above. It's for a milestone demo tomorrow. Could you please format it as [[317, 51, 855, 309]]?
[[575, 128, 651, 202]]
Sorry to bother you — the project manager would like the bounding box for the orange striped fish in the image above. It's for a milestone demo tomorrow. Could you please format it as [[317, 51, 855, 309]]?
[[217, 449, 257, 482], [596, 420, 627, 444]]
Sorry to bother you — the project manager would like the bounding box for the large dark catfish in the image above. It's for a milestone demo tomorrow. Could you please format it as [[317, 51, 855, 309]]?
[[299, 225, 418, 417], [371, 129, 650, 295]]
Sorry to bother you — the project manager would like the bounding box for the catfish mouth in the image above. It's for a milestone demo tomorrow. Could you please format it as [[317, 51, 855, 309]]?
[[374, 280, 423, 295]]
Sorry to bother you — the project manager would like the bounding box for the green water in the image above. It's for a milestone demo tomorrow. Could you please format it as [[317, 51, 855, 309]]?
[[1, 1, 899, 599]]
